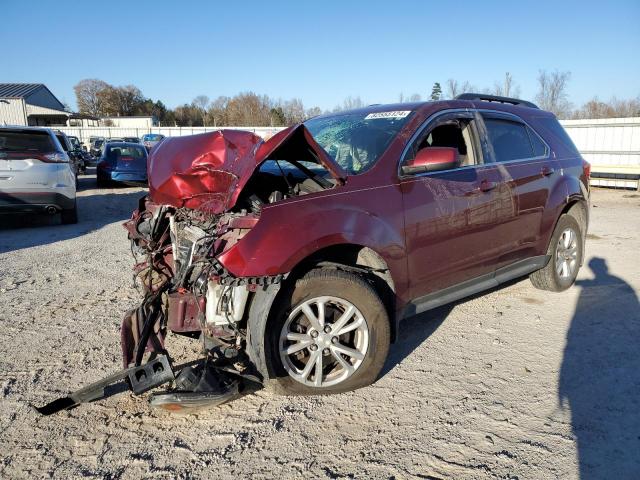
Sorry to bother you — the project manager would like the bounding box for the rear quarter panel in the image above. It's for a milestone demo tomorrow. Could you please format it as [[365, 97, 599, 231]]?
[[528, 115, 589, 252]]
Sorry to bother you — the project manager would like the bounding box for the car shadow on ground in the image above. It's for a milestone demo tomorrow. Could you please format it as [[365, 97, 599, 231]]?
[[558, 257, 640, 478], [380, 304, 452, 377], [380, 277, 524, 378], [0, 171, 146, 254]]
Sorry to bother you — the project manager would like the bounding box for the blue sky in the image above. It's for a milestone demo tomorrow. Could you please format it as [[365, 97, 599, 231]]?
[[2, 0, 639, 111]]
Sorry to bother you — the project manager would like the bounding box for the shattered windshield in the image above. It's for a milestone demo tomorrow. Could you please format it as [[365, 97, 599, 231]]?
[[304, 110, 413, 175]]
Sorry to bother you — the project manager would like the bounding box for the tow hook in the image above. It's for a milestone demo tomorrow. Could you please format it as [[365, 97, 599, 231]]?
[[35, 354, 176, 415]]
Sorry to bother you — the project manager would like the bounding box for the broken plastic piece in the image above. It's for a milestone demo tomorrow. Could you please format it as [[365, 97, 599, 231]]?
[[127, 354, 175, 395], [149, 360, 240, 412]]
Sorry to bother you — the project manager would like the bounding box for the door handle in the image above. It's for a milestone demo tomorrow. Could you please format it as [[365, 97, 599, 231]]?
[[541, 166, 555, 177], [479, 179, 497, 192]]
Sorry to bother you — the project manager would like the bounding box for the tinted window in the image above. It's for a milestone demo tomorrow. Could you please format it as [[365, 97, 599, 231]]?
[[527, 127, 547, 157], [107, 146, 146, 159], [535, 117, 580, 155], [483, 118, 533, 162], [55, 135, 70, 151], [0, 130, 57, 153], [143, 134, 163, 141]]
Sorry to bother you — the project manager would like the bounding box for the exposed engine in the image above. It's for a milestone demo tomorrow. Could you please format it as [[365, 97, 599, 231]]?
[[35, 126, 339, 415]]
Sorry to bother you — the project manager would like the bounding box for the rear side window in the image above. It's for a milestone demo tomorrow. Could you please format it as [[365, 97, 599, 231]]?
[[534, 117, 580, 156], [55, 135, 70, 151], [0, 130, 57, 153], [483, 118, 534, 162], [528, 127, 548, 157]]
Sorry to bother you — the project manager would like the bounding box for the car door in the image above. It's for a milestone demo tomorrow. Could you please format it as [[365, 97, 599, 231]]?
[[399, 111, 517, 303], [477, 111, 557, 267]]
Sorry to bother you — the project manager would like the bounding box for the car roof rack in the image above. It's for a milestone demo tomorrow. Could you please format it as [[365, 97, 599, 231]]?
[[455, 93, 539, 109]]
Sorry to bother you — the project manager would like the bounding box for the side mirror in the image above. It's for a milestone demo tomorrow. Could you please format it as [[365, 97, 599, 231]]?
[[401, 147, 460, 175]]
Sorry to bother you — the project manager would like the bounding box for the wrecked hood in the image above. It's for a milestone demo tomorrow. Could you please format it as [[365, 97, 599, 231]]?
[[147, 125, 346, 214]]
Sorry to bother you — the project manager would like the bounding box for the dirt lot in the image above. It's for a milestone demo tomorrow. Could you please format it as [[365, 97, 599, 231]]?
[[0, 174, 638, 480]]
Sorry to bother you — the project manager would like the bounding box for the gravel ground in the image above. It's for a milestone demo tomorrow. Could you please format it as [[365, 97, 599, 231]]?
[[1, 174, 639, 480]]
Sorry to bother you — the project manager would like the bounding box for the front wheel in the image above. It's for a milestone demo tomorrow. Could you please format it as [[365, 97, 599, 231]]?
[[267, 269, 390, 395], [530, 214, 583, 291]]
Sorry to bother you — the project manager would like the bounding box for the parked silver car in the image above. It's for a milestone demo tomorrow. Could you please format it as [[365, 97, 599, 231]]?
[[0, 126, 77, 224]]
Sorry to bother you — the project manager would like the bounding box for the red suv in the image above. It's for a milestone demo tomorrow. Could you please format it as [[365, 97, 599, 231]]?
[[48, 94, 588, 413]]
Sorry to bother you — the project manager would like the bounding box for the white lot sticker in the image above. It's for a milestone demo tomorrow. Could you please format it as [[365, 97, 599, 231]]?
[[364, 111, 411, 120]]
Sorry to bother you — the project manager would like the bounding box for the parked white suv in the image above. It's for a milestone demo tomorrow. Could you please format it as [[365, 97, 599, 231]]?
[[0, 126, 77, 224]]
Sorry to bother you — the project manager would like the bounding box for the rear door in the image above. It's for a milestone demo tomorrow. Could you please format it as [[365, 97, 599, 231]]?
[[478, 111, 557, 266], [399, 111, 517, 301]]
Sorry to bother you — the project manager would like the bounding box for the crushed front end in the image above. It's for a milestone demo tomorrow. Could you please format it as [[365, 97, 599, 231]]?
[[36, 126, 339, 414]]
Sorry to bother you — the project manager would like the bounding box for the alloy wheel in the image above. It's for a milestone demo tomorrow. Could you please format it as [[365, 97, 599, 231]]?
[[556, 227, 579, 279], [279, 296, 369, 388]]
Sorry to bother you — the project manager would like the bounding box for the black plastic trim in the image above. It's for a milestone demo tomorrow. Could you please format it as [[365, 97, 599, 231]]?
[[456, 93, 539, 109], [403, 255, 550, 318]]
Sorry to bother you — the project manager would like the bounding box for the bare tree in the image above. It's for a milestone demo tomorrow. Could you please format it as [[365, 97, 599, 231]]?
[[193, 95, 210, 126], [207, 96, 229, 127], [493, 72, 521, 98], [282, 98, 305, 125], [398, 93, 422, 103], [445, 79, 475, 99], [343, 96, 365, 110], [445, 79, 459, 99], [225, 92, 272, 126], [305, 106, 322, 119], [536, 70, 572, 118], [74, 79, 109, 116], [118, 85, 144, 115], [573, 96, 640, 119]]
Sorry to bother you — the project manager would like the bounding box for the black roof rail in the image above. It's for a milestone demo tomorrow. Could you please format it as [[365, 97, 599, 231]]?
[[455, 93, 539, 109]]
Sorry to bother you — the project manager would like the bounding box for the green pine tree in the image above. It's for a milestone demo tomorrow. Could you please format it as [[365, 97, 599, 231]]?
[[431, 82, 442, 101]]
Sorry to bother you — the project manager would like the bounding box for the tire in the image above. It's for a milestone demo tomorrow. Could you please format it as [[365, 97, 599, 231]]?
[[97, 176, 108, 188], [530, 214, 583, 292], [61, 201, 78, 225], [266, 269, 390, 395]]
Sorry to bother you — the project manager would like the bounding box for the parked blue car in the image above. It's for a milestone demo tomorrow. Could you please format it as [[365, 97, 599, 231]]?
[[96, 142, 148, 187]]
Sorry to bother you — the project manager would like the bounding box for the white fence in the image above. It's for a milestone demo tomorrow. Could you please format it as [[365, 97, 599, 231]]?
[[57, 119, 640, 189], [56, 126, 286, 145], [560, 117, 640, 189]]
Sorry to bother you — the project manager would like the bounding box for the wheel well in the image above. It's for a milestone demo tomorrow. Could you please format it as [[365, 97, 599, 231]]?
[[562, 200, 587, 232], [286, 244, 398, 341], [559, 200, 588, 266]]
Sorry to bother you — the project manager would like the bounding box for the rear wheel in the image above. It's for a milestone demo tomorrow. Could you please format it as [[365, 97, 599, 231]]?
[[530, 214, 583, 291], [96, 175, 109, 188], [267, 269, 390, 395]]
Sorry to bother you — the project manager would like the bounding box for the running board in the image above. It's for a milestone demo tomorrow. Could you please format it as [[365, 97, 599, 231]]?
[[404, 255, 550, 317]]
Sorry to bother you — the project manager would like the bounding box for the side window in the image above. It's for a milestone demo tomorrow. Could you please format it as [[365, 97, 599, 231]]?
[[533, 117, 580, 156], [527, 126, 548, 157], [483, 118, 534, 162], [405, 114, 478, 167]]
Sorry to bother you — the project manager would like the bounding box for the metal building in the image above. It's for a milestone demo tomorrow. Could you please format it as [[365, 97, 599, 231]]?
[[0, 83, 69, 126]]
